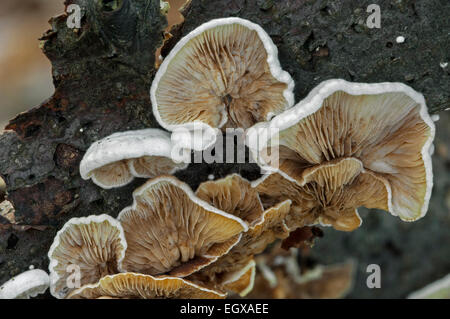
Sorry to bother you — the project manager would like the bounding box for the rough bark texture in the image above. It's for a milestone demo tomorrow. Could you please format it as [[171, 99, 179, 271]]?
[[0, 0, 449, 298]]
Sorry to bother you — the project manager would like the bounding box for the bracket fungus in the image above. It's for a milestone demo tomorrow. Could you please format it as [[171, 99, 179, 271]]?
[[253, 158, 390, 231], [250, 248, 355, 299], [80, 129, 187, 189], [117, 176, 248, 277], [195, 173, 265, 226], [0, 269, 50, 299], [48, 215, 127, 299], [221, 259, 256, 297], [196, 174, 291, 237], [196, 175, 292, 255], [189, 174, 291, 292], [248, 79, 435, 223], [151, 17, 294, 151], [67, 273, 225, 299]]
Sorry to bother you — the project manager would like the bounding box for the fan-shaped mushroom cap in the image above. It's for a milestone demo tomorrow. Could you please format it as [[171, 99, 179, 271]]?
[[248, 79, 435, 222], [189, 200, 291, 286], [186, 174, 290, 289], [67, 273, 225, 299], [0, 269, 49, 299], [48, 215, 127, 299], [250, 250, 355, 299], [294, 261, 355, 299], [196, 174, 291, 237], [196, 174, 291, 256], [245, 200, 292, 246], [254, 158, 391, 231], [80, 129, 187, 189], [151, 17, 294, 150], [221, 259, 256, 297], [196, 174, 264, 226], [117, 176, 248, 277], [254, 173, 317, 227]]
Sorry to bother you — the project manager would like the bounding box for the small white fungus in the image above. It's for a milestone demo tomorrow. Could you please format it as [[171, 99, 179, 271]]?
[[396, 36, 405, 43], [0, 269, 49, 299]]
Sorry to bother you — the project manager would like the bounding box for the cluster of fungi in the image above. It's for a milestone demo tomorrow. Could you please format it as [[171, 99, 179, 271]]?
[[41, 17, 434, 299]]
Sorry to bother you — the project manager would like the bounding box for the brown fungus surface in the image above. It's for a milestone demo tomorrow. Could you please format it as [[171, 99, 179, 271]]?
[[128, 155, 185, 179], [48, 215, 127, 299], [152, 18, 293, 130], [88, 156, 186, 189], [249, 248, 355, 299], [196, 174, 291, 261], [254, 158, 390, 231], [221, 259, 256, 297], [188, 200, 291, 289], [117, 176, 247, 277], [195, 174, 264, 226], [262, 89, 433, 221], [67, 273, 225, 299], [90, 160, 134, 189]]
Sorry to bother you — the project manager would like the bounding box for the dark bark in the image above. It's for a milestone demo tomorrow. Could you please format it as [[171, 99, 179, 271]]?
[[0, 0, 449, 293]]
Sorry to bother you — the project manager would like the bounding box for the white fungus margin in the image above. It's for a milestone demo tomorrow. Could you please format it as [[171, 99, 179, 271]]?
[[0, 269, 50, 299]]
